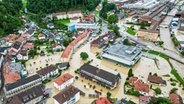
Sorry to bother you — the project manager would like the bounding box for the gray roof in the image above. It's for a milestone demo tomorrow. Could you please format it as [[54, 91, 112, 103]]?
[[5, 74, 41, 91], [58, 62, 69, 69], [79, 64, 120, 87], [102, 42, 142, 61], [9, 62, 25, 73]]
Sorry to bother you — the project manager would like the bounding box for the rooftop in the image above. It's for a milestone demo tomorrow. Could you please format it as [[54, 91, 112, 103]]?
[[37, 65, 57, 76], [53, 86, 80, 104], [169, 93, 183, 104], [79, 64, 120, 87], [102, 41, 142, 61], [96, 97, 112, 104], [54, 73, 73, 85], [5, 74, 41, 91]]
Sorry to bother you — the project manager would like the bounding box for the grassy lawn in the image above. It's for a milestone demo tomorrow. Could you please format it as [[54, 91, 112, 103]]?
[[126, 26, 136, 36], [56, 18, 70, 25]]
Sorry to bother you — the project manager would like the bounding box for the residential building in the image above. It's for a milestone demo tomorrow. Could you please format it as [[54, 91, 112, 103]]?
[[7, 84, 44, 104], [16, 34, 28, 43], [54, 73, 74, 91], [57, 62, 69, 71], [137, 30, 159, 42], [17, 50, 29, 60], [50, 10, 82, 20], [38, 33, 46, 40], [6, 34, 19, 45], [169, 93, 183, 104], [53, 86, 80, 104], [23, 42, 34, 50], [83, 14, 94, 22], [147, 74, 166, 86], [4, 74, 42, 98], [129, 77, 149, 94], [9, 41, 23, 53], [0, 47, 8, 55], [101, 41, 142, 66], [96, 97, 112, 104], [178, 18, 184, 34], [139, 96, 151, 104], [91, 31, 115, 48], [37, 65, 59, 81], [61, 30, 90, 62], [79, 64, 120, 90]]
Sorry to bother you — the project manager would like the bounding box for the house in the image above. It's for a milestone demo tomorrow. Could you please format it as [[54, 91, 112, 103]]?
[[16, 34, 28, 43], [4, 64, 21, 84], [23, 42, 34, 50], [37, 65, 59, 81], [61, 30, 90, 62], [9, 41, 23, 53], [91, 32, 115, 48], [53, 86, 80, 104], [57, 62, 69, 71], [54, 73, 74, 91], [51, 12, 67, 20], [0, 47, 8, 55], [6, 34, 19, 45], [169, 93, 183, 104], [147, 74, 166, 86], [83, 14, 94, 22], [7, 84, 44, 104], [47, 23, 54, 29], [139, 96, 151, 104], [137, 30, 159, 42], [101, 40, 142, 66], [96, 97, 112, 104], [17, 50, 29, 60], [38, 33, 46, 40], [67, 10, 82, 19], [79, 64, 120, 90], [178, 18, 184, 34], [4, 74, 42, 98], [42, 29, 54, 39], [129, 77, 149, 94]]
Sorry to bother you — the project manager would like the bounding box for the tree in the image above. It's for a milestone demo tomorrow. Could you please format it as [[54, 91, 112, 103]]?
[[170, 88, 178, 94], [106, 92, 112, 98], [80, 52, 89, 60], [107, 14, 118, 24], [153, 88, 162, 95], [128, 68, 134, 78], [149, 97, 172, 104]]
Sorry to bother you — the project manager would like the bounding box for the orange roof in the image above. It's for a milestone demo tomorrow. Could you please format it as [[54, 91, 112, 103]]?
[[23, 42, 34, 49], [61, 30, 89, 58], [17, 35, 27, 42], [6, 34, 19, 42], [54, 73, 73, 85], [84, 14, 94, 21], [4, 72, 21, 84], [96, 97, 112, 104]]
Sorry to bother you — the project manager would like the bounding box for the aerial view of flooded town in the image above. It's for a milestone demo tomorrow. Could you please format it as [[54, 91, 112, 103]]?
[[0, 0, 184, 104]]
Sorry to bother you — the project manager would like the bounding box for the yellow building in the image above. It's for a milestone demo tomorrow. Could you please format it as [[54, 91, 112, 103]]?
[[137, 30, 159, 42]]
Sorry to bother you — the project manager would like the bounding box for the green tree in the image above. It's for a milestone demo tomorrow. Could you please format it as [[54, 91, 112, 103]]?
[[128, 68, 134, 78], [153, 88, 161, 95], [80, 52, 89, 60], [106, 92, 112, 98], [107, 14, 118, 24], [170, 88, 178, 94]]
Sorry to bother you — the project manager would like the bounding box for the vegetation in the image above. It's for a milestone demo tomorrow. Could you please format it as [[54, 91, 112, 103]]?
[[27, 0, 101, 14], [170, 88, 178, 93], [172, 37, 180, 47], [153, 88, 162, 95], [108, 24, 121, 38], [126, 26, 136, 36], [107, 14, 118, 24], [55, 18, 70, 25], [171, 68, 184, 86], [80, 52, 89, 60], [126, 88, 141, 97], [0, 0, 23, 36], [99, 0, 117, 19], [123, 39, 133, 46], [149, 97, 172, 104], [128, 68, 134, 78]]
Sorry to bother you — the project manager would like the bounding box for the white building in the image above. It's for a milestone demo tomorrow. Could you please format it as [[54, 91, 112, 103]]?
[[53, 86, 80, 104], [54, 73, 74, 91], [68, 23, 99, 31], [17, 51, 29, 60]]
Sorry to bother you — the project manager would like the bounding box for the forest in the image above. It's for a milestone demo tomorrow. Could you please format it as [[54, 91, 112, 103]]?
[[27, 0, 101, 14], [0, 0, 23, 36]]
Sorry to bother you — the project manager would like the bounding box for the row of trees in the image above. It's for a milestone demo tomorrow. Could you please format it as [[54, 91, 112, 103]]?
[[0, 0, 23, 36], [27, 0, 101, 14]]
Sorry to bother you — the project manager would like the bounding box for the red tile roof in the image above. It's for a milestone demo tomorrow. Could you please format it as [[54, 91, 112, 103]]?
[[169, 93, 183, 104], [4, 64, 20, 84], [96, 97, 112, 104], [129, 77, 149, 93], [6, 34, 19, 42], [84, 14, 94, 21], [139, 96, 151, 103], [23, 42, 34, 50], [17, 35, 28, 42], [54, 73, 73, 85], [61, 30, 89, 58]]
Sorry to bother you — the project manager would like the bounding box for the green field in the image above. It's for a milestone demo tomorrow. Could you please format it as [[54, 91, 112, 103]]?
[[56, 18, 70, 25]]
